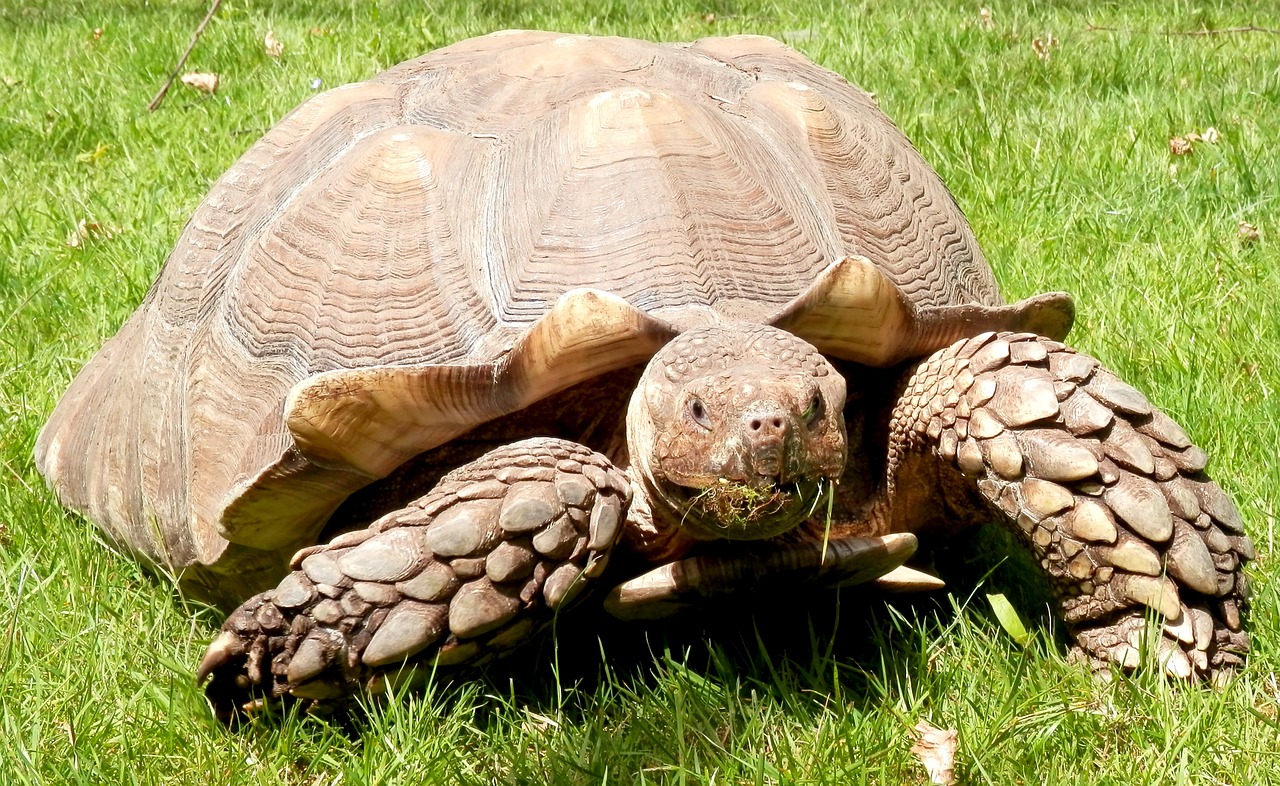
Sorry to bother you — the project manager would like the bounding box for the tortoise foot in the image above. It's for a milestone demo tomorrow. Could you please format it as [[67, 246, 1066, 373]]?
[[1068, 605, 1248, 681], [197, 438, 629, 721], [896, 331, 1253, 680]]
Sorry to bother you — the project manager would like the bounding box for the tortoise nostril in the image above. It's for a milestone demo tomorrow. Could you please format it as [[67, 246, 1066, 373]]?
[[746, 414, 786, 436]]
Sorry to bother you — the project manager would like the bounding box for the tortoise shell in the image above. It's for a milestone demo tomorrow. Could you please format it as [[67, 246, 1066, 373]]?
[[36, 31, 1037, 606]]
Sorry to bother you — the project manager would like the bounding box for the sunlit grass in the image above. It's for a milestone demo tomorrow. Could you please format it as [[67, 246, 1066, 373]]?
[[1, 1, 1277, 783]]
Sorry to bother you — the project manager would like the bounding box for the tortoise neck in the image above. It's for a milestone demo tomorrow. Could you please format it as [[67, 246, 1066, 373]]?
[[619, 466, 701, 562]]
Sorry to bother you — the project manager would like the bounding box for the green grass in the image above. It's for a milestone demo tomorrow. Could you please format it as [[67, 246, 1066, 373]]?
[[2, 0, 1278, 783]]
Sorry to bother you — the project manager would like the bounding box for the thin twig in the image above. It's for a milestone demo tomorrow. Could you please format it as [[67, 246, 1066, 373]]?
[[147, 0, 223, 111], [1086, 23, 1280, 36]]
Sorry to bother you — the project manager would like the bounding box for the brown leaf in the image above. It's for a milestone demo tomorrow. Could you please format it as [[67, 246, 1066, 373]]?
[[1032, 33, 1058, 61], [1174, 128, 1219, 153], [1238, 221, 1260, 244], [910, 720, 958, 786], [65, 219, 115, 248], [180, 72, 219, 94], [264, 30, 283, 58]]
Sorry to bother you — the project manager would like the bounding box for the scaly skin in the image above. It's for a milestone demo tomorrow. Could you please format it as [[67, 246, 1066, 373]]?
[[882, 331, 1251, 679], [198, 439, 630, 720]]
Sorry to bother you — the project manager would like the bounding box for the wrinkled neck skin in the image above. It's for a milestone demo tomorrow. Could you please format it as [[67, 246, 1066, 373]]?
[[623, 324, 848, 561]]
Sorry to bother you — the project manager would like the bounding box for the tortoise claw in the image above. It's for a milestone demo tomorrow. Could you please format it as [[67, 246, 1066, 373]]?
[[196, 631, 245, 686], [870, 564, 947, 593]]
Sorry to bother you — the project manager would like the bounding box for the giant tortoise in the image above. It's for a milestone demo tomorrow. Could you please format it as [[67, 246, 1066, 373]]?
[[35, 31, 1252, 716]]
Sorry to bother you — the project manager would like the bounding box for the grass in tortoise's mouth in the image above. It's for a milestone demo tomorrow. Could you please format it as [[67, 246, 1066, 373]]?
[[676, 477, 831, 539], [690, 479, 793, 523]]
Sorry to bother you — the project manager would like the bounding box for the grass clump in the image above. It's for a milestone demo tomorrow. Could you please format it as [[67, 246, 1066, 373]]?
[[689, 480, 799, 536], [694, 479, 792, 524]]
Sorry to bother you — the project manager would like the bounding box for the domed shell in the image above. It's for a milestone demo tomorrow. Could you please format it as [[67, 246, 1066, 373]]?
[[35, 31, 1024, 606]]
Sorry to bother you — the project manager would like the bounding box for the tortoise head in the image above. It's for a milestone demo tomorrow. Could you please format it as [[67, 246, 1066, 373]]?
[[627, 324, 847, 541]]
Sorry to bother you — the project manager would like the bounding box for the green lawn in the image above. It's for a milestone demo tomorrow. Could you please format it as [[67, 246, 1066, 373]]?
[[2, 0, 1277, 783]]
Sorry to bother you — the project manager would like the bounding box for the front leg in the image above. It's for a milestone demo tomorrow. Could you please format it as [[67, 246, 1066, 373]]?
[[887, 331, 1252, 679], [196, 438, 629, 720]]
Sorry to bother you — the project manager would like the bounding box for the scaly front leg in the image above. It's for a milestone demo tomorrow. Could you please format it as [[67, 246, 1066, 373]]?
[[885, 331, 1252, 679], [197, 438, 630, 720]]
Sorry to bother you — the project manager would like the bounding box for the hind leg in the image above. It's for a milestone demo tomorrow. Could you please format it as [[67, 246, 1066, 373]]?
[[197, 438, 629, 719], [883, 331, 1252, 679]]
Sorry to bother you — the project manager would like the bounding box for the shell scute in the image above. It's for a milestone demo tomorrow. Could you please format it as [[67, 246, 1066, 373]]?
[[37, 32, 1002, 606]]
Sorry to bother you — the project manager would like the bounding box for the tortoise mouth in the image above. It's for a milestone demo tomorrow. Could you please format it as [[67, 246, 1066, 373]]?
[[671, 477, 829, 541]]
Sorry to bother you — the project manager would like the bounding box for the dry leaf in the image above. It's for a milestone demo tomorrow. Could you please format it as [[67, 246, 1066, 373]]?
[[1032, 33, 1058, 61], [911, 720, 958, 786], [1186, 126, 1220, 144], [1176, 128, 1219, 152], [1238, 221, 1260, 244], [180, 72, 219, 94], [65, 220, 115, 248], [264, 30, 283, 58], [703, 13, 717, 23], [978, 7, 994, 29]]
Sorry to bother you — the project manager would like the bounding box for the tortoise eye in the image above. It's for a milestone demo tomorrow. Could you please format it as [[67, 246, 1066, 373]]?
[[804, 392, 824, 424], [688, 397, 712, 428]]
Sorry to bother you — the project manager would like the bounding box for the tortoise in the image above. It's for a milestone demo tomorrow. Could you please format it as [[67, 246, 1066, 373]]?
[[35, 30, 1252, 716]]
